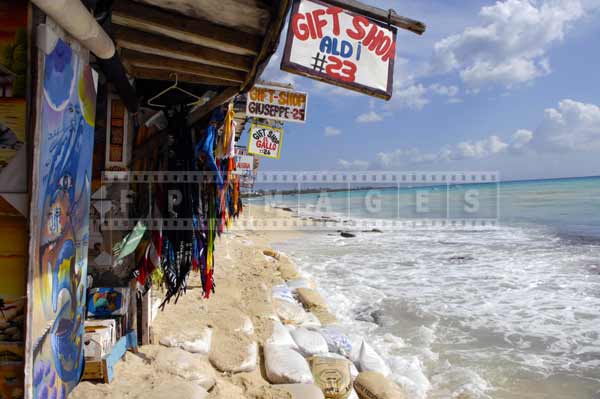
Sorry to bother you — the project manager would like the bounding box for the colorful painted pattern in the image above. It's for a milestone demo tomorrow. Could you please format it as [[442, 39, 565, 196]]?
[[27, 39, 97, 399]]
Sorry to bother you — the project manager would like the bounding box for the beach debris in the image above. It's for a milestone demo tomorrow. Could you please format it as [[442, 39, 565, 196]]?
[[290, 327, 329, 357], [340, 232, 356, 238], [362, 229, 383, 233], [264, 249, 281, 260], [296, 288, 329, 311], [209, 332, 258, 373], [273, 299, 309, 325], [153, 347, 216, 391], [319, 327, 353, 359], [264, 344, 314, 384], [357, 341, 391, 377], [354, 371, 406, 399], [275, 384, 325, 399], [308, 356, 353, 399], [266, 319, 299, 350]]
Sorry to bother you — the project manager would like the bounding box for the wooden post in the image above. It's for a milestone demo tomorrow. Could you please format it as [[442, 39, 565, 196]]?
[[140, 288, 151, 345], [127, 279, 137, 334]]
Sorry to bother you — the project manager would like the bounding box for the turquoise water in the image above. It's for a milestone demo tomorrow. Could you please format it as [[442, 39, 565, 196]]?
[[263, 176, 600, 398]]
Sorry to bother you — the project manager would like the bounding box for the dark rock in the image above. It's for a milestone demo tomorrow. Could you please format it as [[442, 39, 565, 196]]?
[[340, 232, 356, 238], [448, 255, 474, 263]]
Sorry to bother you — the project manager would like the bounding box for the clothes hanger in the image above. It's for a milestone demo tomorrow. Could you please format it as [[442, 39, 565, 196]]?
[[147, 73, 202, 108]]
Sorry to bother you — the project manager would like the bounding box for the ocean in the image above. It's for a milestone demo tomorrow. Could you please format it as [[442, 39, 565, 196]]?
[[255, 176, 600, 398]]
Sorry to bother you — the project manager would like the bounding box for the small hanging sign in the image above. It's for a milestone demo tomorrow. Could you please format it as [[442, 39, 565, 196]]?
[[248, 123, 283, 159], [281, 0, 397, 100], [235, 154, 255, 174], [246, 85, 308, 123]]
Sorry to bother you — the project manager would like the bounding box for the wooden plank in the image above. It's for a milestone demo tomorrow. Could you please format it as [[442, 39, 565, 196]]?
[[121, 49, 246, 83], [187, 86, 240, 125], [112, 0, 261, 56], [82, 360, 103, 381], [113, 26, 253, 72], [130, 66, 239, 86], [321, 0, 426, 35]]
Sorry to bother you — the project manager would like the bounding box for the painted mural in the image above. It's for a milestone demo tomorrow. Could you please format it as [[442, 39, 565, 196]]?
[[0, 1, 27, 173], [27, 38, 97, 399]]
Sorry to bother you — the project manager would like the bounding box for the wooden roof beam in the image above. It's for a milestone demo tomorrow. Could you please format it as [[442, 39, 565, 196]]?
[[129, 66, 240, 86], [113, 26, 253, 72], [112, 0, 262, 56], [121, 49, 246, 83]]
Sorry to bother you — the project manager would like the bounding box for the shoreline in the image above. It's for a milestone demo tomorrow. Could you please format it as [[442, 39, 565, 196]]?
[[71, 204, 389, 399]]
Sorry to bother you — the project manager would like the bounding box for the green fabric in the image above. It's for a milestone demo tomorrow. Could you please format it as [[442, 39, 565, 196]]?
[[113, 221, 147, 261]]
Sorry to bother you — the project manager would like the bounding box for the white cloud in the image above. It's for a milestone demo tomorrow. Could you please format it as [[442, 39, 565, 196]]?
[[388, 84, 430, 111], [510, 129, 534, 152], [337, 159, 370, 170], [324, 126, 342, 137], [433, 0, 585, 89], [356, 111, 384, 123], [429, 84, 459, 97], [533, 99, 600, 151]]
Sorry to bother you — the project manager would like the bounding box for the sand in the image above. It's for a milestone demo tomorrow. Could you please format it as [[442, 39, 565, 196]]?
[[70, 205, 304, 399]]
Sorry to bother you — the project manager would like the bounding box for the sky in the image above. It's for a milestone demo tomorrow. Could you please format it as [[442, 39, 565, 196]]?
[[250, 0, 600, 181]]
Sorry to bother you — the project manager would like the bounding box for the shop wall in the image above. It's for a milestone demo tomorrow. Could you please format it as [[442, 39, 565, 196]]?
[[26, 31, 98, 399]]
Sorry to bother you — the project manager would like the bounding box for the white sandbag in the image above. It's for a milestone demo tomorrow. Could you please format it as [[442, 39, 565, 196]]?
[[274, 299, 308, 325], [301, 312, 322, 329], [320, 327, 353, 358], [264, 344, 314, 384], [287, 278, 315, 292], [273, 284, 297, 304], [181, 328, 213, 355], [357, 341, 391, 377], [291, 327, 329, 357], [153, 347, 216, 391], [266, 319, 299, 350], [209, 332, 257, 373], [321, 353, 359, 379], [159, 336, 180, 348], [276, 384, 324, 399], [237, 342, 258, 373]]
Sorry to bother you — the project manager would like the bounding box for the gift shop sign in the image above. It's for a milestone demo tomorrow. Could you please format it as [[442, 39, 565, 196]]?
[[248, 124, 283, 159], [246, 85, 308, 123], [281, 0, 397, 100]]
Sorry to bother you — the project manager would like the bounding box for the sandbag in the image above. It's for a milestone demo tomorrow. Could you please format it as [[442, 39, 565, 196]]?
[[274, 299, 308, 325], [309, 356, 352, 399], [264, 249, 281, 260], [357, 341, 391, 377], [354, 372, 406, 399], [276, 384, 325, 399], [209, 332, 257, 373], [321, 353, 359, 379], [320, 327, 353, 358], [300, 312, 322, 329], [153, 347, 216, 391], [296, 288, 328, 310], [312, 308, 338, 326], [181, 328, 213, 355], [279, 262, 301, 280], [287, 278, 315, 292], [273, 284, 297, 304], [264, 344, 314, 384], [291, 327, 329, 357], [266, 319, 299, 349]]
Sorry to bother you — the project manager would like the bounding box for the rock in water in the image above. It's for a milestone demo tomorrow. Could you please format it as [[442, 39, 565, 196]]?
[[340, 232, 356, 238]]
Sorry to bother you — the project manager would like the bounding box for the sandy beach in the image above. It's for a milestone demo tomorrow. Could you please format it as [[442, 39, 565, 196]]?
[[70, 205, 324, 399]]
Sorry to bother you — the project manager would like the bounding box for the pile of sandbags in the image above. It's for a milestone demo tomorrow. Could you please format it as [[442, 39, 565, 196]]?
[[296, 288, 328, 310], [356, 341, 391, 377], [272, 284, 297, 304], [266, 319, 298, 350], [320, 327, 353, 358], [273, 299, 308, 325]]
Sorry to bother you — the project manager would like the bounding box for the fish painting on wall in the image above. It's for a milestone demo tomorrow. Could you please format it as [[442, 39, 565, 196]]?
[[26, 37, 97, 399]]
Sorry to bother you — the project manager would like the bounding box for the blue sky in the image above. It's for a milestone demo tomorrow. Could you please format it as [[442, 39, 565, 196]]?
[[252, 0, 600, 180]]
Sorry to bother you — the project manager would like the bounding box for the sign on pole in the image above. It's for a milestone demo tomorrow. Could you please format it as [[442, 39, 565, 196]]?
[[248, 123, 284, 159], [281, 0, 397, 100], [235, 154, 255, 174], [246, 85, 308, 123]]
